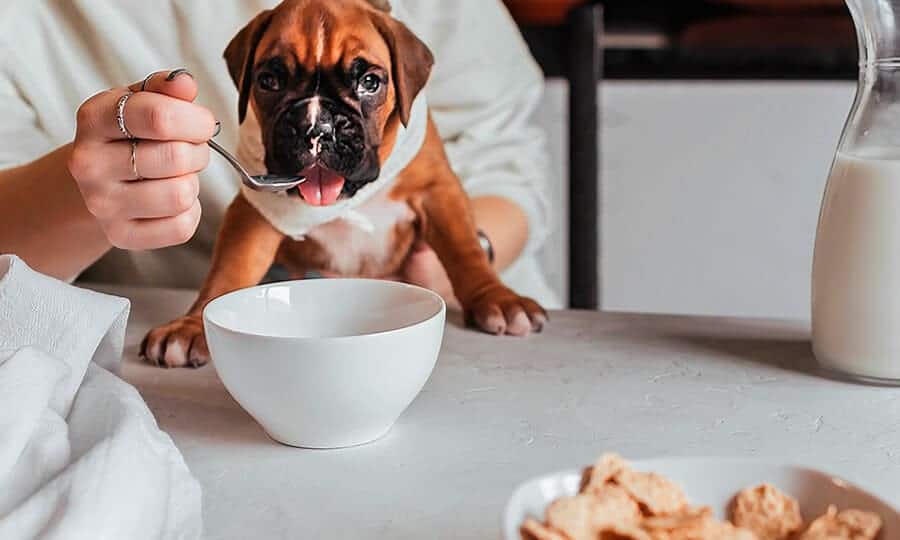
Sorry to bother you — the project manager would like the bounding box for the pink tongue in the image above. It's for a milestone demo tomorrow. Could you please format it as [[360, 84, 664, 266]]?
[[298, 166, 346, 206]]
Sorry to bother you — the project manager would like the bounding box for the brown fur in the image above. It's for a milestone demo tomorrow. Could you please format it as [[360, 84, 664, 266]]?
[[141, 0, 546, 368]]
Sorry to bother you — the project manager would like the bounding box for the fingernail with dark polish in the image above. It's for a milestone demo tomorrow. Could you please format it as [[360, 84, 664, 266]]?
[[213, 121, 222, 138], [166, 68, 194, 81]]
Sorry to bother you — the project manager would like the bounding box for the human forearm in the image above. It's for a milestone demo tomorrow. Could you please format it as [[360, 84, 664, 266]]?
[[470, 195, 528, 272], [0, 144, 110, 280]]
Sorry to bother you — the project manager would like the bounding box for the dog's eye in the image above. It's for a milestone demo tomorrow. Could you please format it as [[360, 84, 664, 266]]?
[[257, 72, 282, 92], [358, 73, 382, 95]]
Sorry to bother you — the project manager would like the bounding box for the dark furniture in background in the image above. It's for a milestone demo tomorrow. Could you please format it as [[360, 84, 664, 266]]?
[[513, 3, 604, 310], [597, 0, 855, 80]]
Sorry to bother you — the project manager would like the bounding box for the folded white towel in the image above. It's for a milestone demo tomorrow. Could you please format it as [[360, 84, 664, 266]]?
[[0, 255, 201, 540]]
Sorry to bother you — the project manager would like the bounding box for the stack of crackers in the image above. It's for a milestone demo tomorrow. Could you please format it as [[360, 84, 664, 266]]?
[[520, 454, 883, 540]]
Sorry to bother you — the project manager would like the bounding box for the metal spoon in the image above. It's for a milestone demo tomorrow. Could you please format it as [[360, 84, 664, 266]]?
[[207, 138, 306, 193]]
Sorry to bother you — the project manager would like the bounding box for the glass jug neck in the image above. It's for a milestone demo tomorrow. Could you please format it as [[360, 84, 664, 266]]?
[[848, 0, 900, 66]]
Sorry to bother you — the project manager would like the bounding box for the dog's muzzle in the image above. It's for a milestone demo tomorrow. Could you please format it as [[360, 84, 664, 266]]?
[[269, 97, 368, 179]]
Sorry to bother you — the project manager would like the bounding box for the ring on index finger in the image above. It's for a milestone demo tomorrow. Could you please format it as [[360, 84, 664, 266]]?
[[139, 72, 155, 92], [115, 91, 136, 140]]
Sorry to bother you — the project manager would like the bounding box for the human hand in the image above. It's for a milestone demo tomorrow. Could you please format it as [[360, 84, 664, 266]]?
[[67, 69, 217, 250]]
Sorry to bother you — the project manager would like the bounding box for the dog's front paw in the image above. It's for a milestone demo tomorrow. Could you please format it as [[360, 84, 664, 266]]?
[[464, 286, 548, 337], [140, 315, 209, 368]]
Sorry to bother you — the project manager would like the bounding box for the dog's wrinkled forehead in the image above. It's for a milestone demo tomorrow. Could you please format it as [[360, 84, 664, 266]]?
[[260, 2, 391, 70]]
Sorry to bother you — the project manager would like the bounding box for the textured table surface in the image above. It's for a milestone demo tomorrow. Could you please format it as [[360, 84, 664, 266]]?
[[99, 285, 900, 539]]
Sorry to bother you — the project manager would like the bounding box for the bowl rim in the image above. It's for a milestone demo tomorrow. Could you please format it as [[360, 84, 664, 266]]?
[[202, 278, 446, 342]]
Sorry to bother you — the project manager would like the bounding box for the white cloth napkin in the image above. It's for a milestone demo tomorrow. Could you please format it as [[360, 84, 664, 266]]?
[[0, 255, 202, 540]]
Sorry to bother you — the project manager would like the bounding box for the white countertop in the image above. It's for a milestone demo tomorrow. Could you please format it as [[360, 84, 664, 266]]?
[[101, 285, 900, 539]]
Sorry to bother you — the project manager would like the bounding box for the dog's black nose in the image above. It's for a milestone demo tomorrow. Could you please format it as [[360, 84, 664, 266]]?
[[306, 114, 335, 141]]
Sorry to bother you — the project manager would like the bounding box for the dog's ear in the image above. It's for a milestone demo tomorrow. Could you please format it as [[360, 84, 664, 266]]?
[[372, 15, 434, 127], [224, 9, 274, 124]]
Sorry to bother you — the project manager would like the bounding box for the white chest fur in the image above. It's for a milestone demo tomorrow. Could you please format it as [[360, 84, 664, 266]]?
[[304, 190, 416, 276]]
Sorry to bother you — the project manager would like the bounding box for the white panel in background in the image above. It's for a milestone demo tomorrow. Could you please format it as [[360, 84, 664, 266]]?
[[532, 80, 857, 319]]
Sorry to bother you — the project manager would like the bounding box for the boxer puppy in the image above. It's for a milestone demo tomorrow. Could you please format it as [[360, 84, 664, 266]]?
[[141, 0, 547, 368]]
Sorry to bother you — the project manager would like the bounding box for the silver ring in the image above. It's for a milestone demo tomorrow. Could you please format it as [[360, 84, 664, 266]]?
[[131, 140, 141, 179], [140, 72, 155, 92], [116, 91, 135, 140]]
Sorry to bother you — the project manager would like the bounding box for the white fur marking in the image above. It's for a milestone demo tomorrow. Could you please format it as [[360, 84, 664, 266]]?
[[307, 97, 323, 156], [306, 190, 416, 276], [310, 133, 323, 156]]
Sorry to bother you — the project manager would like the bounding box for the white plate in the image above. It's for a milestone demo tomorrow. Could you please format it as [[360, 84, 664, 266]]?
[[503, 459, 900, 540]]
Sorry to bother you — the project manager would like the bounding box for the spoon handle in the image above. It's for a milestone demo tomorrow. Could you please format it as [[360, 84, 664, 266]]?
[[207, 139, 256, 184], [207, 134, 305, 192]]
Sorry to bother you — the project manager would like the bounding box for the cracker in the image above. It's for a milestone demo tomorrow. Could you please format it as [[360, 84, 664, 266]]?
[[520, 518, 568, 540], [686, 520, 758, 540], [730, 483, 803, 540], [613, 469, 689, 516], [545, 495, 596, 540], [836, 509, 883, 538], [599, 523, 653, 540], [583, 453, 630, 494], [591, 485, 643, 528], [636, 507, 757, 540], [544, 489, 643, 540], [797, 505, 882, 540], [641, 506, 713, 530]]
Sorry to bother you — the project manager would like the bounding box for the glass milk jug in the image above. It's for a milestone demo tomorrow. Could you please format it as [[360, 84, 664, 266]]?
[[812, 0, 900, 382]]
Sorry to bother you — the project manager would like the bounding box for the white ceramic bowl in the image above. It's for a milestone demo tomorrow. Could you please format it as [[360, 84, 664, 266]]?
[[503, 459, 900, 540], [203, 279, 445, 449]]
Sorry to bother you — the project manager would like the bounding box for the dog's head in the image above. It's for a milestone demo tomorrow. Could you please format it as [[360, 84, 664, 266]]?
[[224, 0, 433, 206]]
